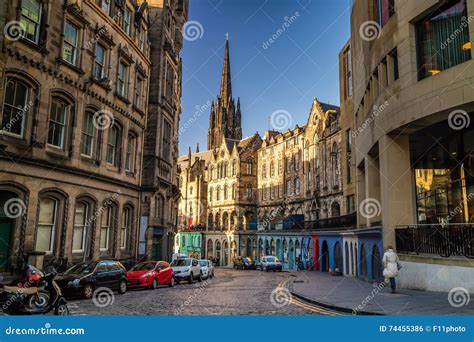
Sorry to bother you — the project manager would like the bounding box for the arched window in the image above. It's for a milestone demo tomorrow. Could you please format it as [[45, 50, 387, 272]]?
[[209, 187, 213, 202], [246, 184, 253, 199], [232, 184, 236, 200], [216, 186, 220, 201], [224, 185, 228, 200], [294, 177, 300, 195], [20, 0, 43, 44], [36, 197, 58, 254], [232, 159, 237, 176], [100, 205, 112, 251], [106, 124, 122, 167], [246, 158, 253, 175], [155, 195, 165, 225], [81, 110, 97, 158], [47, 96, 73, 149], [121, 206, 133, 250], [125, 132, 137, 172], [270, 161, 275, 177], [189, 186, 193, 195], [1, 79, 30, 138], [73, 201, 90, 253], [210, 166, 214, 180]]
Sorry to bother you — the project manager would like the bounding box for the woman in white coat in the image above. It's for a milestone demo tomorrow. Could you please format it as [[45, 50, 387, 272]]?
[[382, 246, 400, 293]]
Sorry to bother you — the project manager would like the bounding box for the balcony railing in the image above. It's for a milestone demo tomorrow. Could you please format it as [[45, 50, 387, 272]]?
[[303, 212, 357, 231], [395, 224, 474, 259]]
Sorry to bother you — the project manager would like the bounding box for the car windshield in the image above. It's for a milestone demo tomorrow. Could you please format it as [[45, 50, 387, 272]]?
[[266, 257, 276, 262], [64, 262, 98, 275], [198, 260, 207, 267], [171, 259, 191, 267], [130, 262, 155, 271]]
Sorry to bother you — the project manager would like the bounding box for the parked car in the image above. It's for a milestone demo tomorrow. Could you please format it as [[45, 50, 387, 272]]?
[[198, 260, 214, 279], [260, 256, 282, 272], [127, 261, 175, 289], [171, 258, 202, 284], [233, 256, 256, 270], [56, 260, 127, 299]]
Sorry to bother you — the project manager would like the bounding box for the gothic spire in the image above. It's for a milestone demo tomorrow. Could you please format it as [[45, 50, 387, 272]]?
[[219, 33, 232, 107]]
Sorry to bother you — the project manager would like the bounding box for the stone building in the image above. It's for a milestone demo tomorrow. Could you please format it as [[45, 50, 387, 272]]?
[[347, 0, 474, 290], [141, 0, 188, 261], [0, 0, 152, 271]]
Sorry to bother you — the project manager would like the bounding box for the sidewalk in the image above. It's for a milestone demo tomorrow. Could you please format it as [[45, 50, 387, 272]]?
[[289, 271, 474, 315]]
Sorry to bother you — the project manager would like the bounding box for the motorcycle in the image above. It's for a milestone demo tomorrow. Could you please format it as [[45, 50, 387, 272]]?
[[0, 265, 69, 315]]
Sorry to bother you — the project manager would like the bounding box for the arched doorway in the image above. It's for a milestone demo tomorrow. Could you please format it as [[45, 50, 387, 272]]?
[[334, 242, 343, 275], [372, 245, 383, 282], [215, 240, 221, 266], [223, 240, 229, 266], [321, 241, 329, 272], [207, 239, 214, 259], [0, 191, 19, 270], [360, 244, 368, 279], [344, 242, 350, 275]]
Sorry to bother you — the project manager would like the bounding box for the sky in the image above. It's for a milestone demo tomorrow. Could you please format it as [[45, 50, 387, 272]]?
[[178, 0, 352, 155]]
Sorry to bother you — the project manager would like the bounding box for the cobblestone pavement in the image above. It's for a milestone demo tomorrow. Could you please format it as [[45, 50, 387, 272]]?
[[67, 269, 343, 316]]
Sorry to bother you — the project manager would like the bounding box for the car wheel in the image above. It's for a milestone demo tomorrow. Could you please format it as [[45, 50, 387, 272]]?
[[54, 304, 69, 316], [188, 273, 193, 284], [198, 272, 202, 282], [151, 278, 158, 290], [169, 277, 175, 287], [118, 280, 127, 294], [83, 284, 94, 299]]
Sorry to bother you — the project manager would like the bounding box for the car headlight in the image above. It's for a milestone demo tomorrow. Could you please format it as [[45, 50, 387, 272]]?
[[141, 272, 152, 278]]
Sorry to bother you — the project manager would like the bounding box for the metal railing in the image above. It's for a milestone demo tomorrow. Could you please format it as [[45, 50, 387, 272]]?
[[395, 224, 474, 259], [303, 212, 357, 231]]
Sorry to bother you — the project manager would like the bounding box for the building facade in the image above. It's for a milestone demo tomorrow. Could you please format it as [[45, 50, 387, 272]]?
[[0, 0, 152, 271], [346, 0, 474, 291], [141, 0, 188, 261]]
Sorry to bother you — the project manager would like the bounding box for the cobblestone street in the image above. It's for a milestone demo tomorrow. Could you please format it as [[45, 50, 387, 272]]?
[[68, 269, 342, 316]]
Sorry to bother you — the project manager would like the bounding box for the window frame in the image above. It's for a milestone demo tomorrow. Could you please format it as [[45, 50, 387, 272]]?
[[62, 20, 80, 66], [1, 78, 30, 139]]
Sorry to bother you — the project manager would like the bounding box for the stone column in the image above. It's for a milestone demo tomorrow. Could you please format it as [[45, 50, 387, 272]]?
[[378, 134, 416, 248]]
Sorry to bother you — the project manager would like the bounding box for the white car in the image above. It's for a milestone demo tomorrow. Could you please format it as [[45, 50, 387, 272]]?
[[260, 255, 283, 272], [171, 258, 202, 284], [198, 260, 214, 279]]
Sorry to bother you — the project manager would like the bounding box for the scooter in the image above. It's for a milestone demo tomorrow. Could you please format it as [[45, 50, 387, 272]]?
[[0, 265, 69, 315]]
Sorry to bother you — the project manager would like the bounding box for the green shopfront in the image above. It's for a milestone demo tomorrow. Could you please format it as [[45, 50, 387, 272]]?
[[175, 231, 203, 259]]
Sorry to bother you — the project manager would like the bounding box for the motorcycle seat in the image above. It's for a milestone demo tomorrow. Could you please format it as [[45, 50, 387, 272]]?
[[2, 286, 44, 295]]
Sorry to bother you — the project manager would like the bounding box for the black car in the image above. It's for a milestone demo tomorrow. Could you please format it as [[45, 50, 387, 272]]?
[[233, 256, 256, 270], [56, 260, 127, 299]]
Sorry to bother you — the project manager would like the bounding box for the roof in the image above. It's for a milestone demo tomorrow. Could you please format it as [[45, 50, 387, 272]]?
[[177, 150, 212, 164]]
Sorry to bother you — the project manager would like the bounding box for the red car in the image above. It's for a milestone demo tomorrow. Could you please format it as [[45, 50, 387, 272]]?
[[127, 261, 175, 289]]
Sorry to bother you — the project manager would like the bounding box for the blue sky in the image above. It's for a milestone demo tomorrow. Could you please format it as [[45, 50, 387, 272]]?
[[178, 0, 352, 154]]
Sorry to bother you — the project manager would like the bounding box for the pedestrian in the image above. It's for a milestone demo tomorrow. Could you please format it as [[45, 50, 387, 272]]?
[[382, 246, 401, 293]]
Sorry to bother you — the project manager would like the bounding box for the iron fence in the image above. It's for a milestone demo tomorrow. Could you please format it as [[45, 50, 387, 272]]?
[[395, 224, 474, 259]]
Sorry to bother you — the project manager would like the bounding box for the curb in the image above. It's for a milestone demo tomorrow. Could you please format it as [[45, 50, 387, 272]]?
[[290, 291, 384, 316]]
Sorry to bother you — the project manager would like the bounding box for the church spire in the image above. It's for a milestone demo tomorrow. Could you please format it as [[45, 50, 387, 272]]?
[[219, 33, 232, 107]]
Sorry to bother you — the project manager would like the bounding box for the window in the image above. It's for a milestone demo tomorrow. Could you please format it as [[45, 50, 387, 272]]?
[[346, 129, 353, 184], [246, 159, 253, 175], [134, 76, 143, 109], [106, 125, 119, 166], [232, 184, 236, 199], [93, 44, 106, 79], [278, 159, 282, 175], [224, 185, 228, 200], [345, 48, 353, 98], [286, 157, 291, 173], [123, 7, 131, 34], [165, 61, 175, 98], [295, 178, 300, 195], [209, 187, 213, 202], [332, 143, 339, 187], [1, 79, 29, 137], [416, 0, 471, 80], [189, 186, 193, 195], [125, 133, 136, 172], [73, 202, 88, 252], [262, 164, 266, 178], [21, 0, 42, 44], [373, 0, 395, 27], [294, 153, 299, 171], [246, 184, 253, 199], [162, 119, 172, 160], [100, 206, 111, 251], [47, 98, 69, 149], [117, 62, 128, 97], [98, 0, 111, 15], [81, 112, 96, 158], [63, 21, 79, 65], [216, 186, 220, 201], [36, 197, 57, 254], [390, 48, 399, 81], [121, 207, 131, 249], [286, 180, 292, 195], [270, 161, 274, 177], [232, 159, 237, 176], [347, 195, 355, 214]]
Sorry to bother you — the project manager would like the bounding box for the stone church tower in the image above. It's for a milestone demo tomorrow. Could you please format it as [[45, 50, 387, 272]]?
[[207, 35, 242, 150]]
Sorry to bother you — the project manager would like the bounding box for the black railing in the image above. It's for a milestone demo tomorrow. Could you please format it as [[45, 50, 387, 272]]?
[[395, 224, 474, 259], [303, 212, 357, 231]]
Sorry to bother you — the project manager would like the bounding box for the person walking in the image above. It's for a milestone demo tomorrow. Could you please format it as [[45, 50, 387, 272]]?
[[382, 246, 401, 293]]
